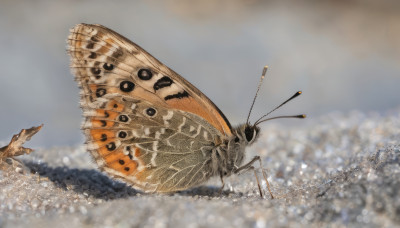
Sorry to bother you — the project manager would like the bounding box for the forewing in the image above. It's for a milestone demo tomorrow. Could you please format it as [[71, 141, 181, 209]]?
[[68, 23, 232, 137]]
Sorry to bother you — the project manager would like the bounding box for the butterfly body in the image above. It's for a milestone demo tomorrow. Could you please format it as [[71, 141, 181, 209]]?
[[68, 24, 262, 193]]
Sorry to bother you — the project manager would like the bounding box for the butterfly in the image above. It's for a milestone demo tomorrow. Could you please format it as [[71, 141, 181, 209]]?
[[67, 23, 305, 198]]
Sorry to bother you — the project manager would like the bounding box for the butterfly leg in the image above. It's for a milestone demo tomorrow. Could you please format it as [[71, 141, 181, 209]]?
[[218, 173, 225, 196], [234, 156, 274, 199], [252, 166, 264, 198], [259, 158, 275, 199]]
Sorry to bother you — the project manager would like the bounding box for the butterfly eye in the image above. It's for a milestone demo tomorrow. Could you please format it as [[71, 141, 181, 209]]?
[[244, 126, 256, 142], [138, 69, 153, 80]]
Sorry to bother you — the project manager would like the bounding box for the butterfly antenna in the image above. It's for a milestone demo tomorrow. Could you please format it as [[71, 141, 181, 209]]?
[[246, 66, 268, 125], [256, 114, 306, 125], [254, 91, 303, 125]]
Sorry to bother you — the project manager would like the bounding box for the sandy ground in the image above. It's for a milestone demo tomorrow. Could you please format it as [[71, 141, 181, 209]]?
[[1, 110, 399, 227]]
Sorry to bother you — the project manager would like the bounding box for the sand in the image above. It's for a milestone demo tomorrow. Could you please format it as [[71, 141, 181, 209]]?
[[1, 110, 399, 227]]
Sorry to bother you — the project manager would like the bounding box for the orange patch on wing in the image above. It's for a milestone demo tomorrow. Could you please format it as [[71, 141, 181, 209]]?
[[86, 36, 114, 54], [89, 84, 99, 93], [90, 129, 115, 143], [166, 97, 232, 136], [106, 100, 125, 112], [128, 86, 166, 107], [104, 38, 116, 49], [96, 109, 119, 119], [103, 150, 122, 163], [91, 119, 115, 128], [75, 39, 82, 49], [105, 150, 138, 175], [105, 38, 116, 46], [97, 45, 111, 55], [97, 144, 113, 156], [134, 148, 141, 157], [93, 139, 113, 148]]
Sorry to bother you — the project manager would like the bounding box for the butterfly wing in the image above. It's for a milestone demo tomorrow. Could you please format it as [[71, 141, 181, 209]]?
[[81, 96, 219, 192], [67, 24, 230, 192], [68, 23, 232, 136]]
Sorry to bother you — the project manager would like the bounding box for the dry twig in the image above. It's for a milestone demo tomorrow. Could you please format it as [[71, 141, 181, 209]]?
[[0, 124, 43, 160]]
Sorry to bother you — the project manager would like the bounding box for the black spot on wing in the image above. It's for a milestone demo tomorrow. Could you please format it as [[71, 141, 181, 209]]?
[[91, 68, 101, 75], [120, 81, 135, 92], [96, 88, 106, 97], [100, 120, 107, 127], [111, 49, 124, 59], [89, 52, 97, 59], [146, 108, 156, 116], [153, 76, 173, 91], [103, 63, 114, 71], [86, 42, 95, 49], [118, 131, 127, 138], [164, 91, 189, 100], [91, 36, 99, 42], [138, 69, 152, 80], [106, 142, 116, 151], [119, 115, 129, 122]]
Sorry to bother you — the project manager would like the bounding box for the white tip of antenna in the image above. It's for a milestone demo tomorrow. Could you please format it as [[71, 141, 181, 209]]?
[[262, 66, 268, 77]]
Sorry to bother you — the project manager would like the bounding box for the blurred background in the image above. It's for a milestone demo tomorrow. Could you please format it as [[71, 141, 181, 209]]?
[[0, 0, 399, 147]]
